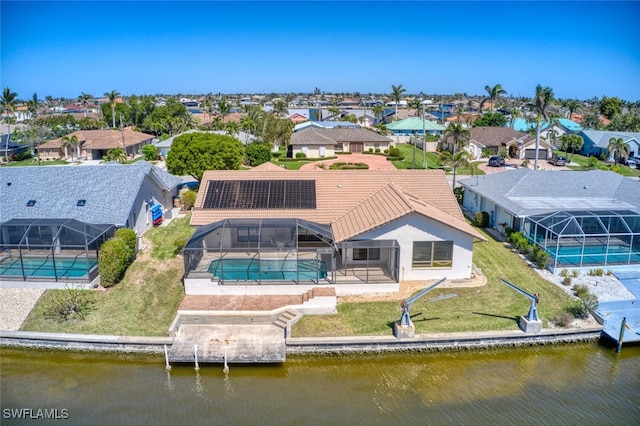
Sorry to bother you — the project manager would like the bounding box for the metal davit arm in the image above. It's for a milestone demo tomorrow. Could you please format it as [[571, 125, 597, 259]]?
[[399, 277, 447, 327], [499, 278, 540, 321]]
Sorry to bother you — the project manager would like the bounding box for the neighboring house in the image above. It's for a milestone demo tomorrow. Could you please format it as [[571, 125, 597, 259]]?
[[385, 117, 445, 136], [578, 130, 640, 159], [294, 120, 360, 132], [0, 136, 31, 160], [442, 127, 549, 161], [38, 128, 155, 160], [459, 169, 640, 273], [0, 161, 182, 236], [289, 127, 392, 157], [287, 113, 309, 124], [508, 117, 548, 133], [0, 161, 181, 283], [183, 169, 486, 295]]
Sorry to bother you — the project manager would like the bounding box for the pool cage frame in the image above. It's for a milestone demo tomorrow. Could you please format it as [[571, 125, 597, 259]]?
[[0, 219, 115, 282], [522, 210, 640, 272], [182, 218, 400, 285]]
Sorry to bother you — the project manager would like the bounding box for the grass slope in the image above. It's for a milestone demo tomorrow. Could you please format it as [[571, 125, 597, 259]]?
[[21, 215, 195, 336], [292, 227, 574, 337]]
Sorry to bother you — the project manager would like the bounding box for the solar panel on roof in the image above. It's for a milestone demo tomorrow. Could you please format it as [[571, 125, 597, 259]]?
[[203, 180, 316, 209]]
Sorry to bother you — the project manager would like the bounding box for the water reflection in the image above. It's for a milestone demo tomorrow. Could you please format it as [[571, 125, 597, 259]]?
[[1, 343, 639, 425]]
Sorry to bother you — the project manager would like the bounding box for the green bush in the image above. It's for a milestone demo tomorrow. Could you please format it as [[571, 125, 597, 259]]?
[[563, 276, 572, 286], [453, 187, 464, 205], [529, 246, 548, 269], [560, 269, 569, 278], [142, 144, 158, 161], [573, 284, 589, 298], [475, 211, 490, 227], [295, 152, 307, 159], [114, 228, 137, 261], [375, 148, 380, 153], [571, 270, 580, 278], [181, 189, 197, 210], [98, 238, 128, 287], [566, 293, 598, 319], [173, 237, 188, 255], [245, 142, 272, 166], [504, 226, 516, 238], [43, 284, 96, 322], [387, 147, 404, 161]]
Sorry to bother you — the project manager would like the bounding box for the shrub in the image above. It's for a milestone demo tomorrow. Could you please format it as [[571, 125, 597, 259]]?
[[173, 237, 188, 255], [571, 270, 580, 278], [295, 152, 307, 159], [475, 211, 490, 227], [367, 148, 374, 153], [573, 284, 589, 298], [98, 238, 128, 287], [374, 148, 380, 154], [553, 312, 574, 328], [504, 226, 516, 238], [114, 228, 137, 262], [245, 142, 272, 166], [567, 293, 598, 319], [453, 187, 464, 205], [142, 144, 158, 161], [560, 269, 569, 278], [43, 284, 96, 322], [529, 246, 548, 269], [563, 276, 572, 286], [181, 189, 197, 210]]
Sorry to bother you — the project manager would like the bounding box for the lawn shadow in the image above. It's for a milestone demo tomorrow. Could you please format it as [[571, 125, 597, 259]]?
[[385, 313, 440, 330], [472, 311, 518, 323]]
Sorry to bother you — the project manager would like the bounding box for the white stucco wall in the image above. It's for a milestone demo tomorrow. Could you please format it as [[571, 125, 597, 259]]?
[[355, 213, 475, 280]]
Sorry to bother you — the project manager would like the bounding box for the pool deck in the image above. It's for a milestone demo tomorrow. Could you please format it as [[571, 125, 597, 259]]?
[[597, 271, 640, 344]]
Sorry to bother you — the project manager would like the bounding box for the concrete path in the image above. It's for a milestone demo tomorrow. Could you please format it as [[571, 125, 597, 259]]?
[[299, 153, 396, 171]]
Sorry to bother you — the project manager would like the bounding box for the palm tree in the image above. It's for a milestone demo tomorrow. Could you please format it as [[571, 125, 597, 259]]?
[[564, 99, 581, 119], [27, 93, 39, 119], [409, 98, 423, 117], [61, 134, 80, 160], [79, 92, 93, 118], [481, 84, 507, 112], [1, 87, 18, 161], [103, 147, 127, 164], [439, 149, 471, 189], [217, 98, 230, 118], [239, 115, 256, 144], [104, 90, 120, 128], [272, 100, 288, 117], [443, 122, 471, 154], [391, 84, 406, 121], [372, 105, 385, 124], [529, 84, 554, 170], [225, 121, 239, 136], [607, 137, 629, 165]]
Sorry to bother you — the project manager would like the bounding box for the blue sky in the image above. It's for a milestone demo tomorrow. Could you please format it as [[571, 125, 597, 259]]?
[[2, 1, 639, 101]]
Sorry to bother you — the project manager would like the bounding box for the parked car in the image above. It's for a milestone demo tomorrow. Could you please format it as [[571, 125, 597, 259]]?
[[548, 155, 566, 166], [488, 155, 505, 167]]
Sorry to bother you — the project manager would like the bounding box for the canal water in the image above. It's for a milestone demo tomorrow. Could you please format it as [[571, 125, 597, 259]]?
[[2, 342, 639, 425]]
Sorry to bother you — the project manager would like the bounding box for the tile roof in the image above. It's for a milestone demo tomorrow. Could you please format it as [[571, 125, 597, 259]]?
[[290, 128, 392, 146], [293, 121, 360, 132], [40, 128, 154, 150], [192, 169, 484, 241], [459, 168, 640, 217], [0, 161, 181, 226]]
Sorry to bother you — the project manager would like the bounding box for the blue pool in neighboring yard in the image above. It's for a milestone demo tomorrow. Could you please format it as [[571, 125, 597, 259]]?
[[0, 256, 97, 280], [208, 258, 327, 282]]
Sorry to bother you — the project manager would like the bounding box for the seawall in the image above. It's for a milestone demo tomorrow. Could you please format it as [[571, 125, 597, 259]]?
[[1, 326, 604, 358]]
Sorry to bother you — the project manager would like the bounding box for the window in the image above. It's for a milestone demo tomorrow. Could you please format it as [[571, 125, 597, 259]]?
[[26, 200, 36, 207], [412, 241, 453, 268], [77, 199, 86, 207], [237, 226, 259, 242], [353, 248, 380, 261]]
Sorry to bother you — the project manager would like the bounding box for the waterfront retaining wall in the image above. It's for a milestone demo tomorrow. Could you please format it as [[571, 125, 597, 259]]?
[[2, 326, 604, 358]]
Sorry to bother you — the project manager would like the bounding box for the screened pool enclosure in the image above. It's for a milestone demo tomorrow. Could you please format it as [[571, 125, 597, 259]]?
[[183, 218, 400, 285], [0, 219, 115, 282], [523, 210, 640, 271]]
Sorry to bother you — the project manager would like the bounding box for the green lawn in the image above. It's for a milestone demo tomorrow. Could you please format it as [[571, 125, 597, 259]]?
[[292, 226, 574, 337], [560, 151, 640, 177], [1, 158, 71, 167], [21, 215, 195, 336]]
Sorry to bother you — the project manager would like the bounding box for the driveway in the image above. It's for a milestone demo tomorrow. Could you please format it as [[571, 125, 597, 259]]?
[[478, 158, 570, 175], [299, 153, 397, 171]]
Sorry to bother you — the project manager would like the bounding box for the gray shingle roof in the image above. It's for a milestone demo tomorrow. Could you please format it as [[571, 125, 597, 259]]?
[[459, 169, 640, 216], [581, 130, 640, 149], [0, 161, 181, 226]]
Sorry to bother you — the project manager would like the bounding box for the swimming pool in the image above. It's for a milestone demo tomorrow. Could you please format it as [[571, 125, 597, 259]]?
[[548, 245, 640, 267], [0, 256, 98, 280], [208, 258, 327, 282]]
